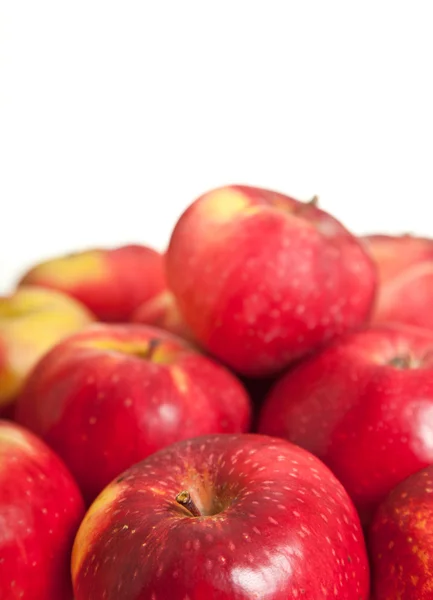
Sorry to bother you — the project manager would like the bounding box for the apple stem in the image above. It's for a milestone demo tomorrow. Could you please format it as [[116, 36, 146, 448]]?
[[309, 195, 319, 206], [175, 490, 202, 517], [144, 338, 160, 360]]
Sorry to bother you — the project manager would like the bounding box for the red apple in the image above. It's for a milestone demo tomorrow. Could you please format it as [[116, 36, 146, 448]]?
[[131, 289, 194, 342], [166, 184, 376, 376], [14, 323, 252, 504], [0, 285, 94, 413], [71, 433, 370, 599], [258, 323, 433, 525], [362, 234, 433, 330], [18, 244, 166, 322], [369, 464, 433, 599], [0, 419, 84, 600]]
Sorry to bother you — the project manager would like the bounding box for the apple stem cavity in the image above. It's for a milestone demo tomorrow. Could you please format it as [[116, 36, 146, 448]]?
[[389, 354, 418, 369], [175, 490, 202, 517]]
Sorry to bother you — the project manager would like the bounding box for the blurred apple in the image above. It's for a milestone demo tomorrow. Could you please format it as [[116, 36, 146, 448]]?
[[363, 234, 433, 329], [18, 244, 166, 322], [0, 285, 94, 413], [131, 289, 194, 342]]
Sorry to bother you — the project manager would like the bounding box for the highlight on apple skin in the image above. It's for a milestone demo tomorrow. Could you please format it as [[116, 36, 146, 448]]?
[[0, 419, 85, 600], [363, 233, 433, 330], [258, 323, 433, 525], [18, 243, 166, 322], [166, 184, 377, 377], [71, 433, 370, 600], [0, 284, 94, 414], [14, 323, 252, 504], [369, 464, 433, 599]]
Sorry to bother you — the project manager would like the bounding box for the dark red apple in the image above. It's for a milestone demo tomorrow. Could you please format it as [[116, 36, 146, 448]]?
[[14, 323, 251, 504], [369, 464, 433, 599], [0, 419, 85, 600], [362, 234, 433, 330], [258, 323, 433, 524], [72, 433, 370, 599], [166, 184, 377, 376]]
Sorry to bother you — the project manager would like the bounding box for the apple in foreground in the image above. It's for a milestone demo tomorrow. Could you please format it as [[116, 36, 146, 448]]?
[[258, 323, 433, 525], [71, 433, 370, 599], [15, 323, 251, 504], [362, 234, 433, 330], [131, 289, 194, 342], [0, 285, 94, 412], [0, 419, 85, 600], [369, 464, 433, 599], [18, 243, 166, 322], [166, 184, 377, 376]]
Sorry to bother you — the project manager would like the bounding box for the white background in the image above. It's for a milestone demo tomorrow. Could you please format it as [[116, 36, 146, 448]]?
[[1, 2, 433, 293]]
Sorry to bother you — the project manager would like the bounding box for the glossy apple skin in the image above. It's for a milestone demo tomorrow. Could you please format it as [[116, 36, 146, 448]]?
[[0, 419, 85, 600], [369, 465, 433, 599], [131, 289, 194, 342], [72, 433, 370, 600], [258, 324, 433, 525], [18, 244, 166, 322], [0, 285, 94, 411], [363, 234, 433, 329], [166, 184, 376, 377], [15, 323, 252, 504]]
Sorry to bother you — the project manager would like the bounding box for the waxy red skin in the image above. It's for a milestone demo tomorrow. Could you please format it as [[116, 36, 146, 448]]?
[[166, 184, 376, 377], [14, 323, 251, 504], [0, 420, 85, 600], [19, 244, 166, 322], [363, 234, 433, 330], [369, 465, 433, 599], [258, 324, 433, 524], [72, 433, 370, 600]]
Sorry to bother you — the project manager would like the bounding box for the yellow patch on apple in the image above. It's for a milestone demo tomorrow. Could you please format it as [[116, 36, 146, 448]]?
[[24, 251, 108, 287], [170, 365, 189, 394], [71, 481, 125, 579], [201, 188, 254, 222], [0, 424, 36, 454]]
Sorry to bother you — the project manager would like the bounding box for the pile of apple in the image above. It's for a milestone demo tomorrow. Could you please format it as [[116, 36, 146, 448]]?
[[2, 185, 433, 599]]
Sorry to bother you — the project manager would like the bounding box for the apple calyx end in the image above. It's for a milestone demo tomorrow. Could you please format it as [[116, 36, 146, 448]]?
[[175, 490, 202, 517]]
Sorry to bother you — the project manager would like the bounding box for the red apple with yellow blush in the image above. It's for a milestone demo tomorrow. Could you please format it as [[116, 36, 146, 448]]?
[[18, 244, 166, 322], [15, 323, 251, 503], [166, 185, 377, 376], [71, 433, 370, 599], [0, 285, 94, 414]]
